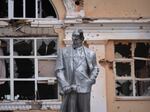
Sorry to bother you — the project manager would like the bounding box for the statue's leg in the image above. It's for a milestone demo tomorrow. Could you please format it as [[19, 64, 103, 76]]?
[[77, 93, 91, 112], [61, 92, 77, 112]]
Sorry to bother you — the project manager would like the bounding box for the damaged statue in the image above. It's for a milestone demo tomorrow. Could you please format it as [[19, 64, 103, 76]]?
[[55, 29, 99, 112]]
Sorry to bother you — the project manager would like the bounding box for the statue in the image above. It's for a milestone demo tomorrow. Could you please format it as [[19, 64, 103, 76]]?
[[55, 29, 99, 112]]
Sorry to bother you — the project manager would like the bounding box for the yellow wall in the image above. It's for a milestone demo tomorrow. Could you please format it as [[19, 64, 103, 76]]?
[[52, 0, 150, 19], [84, 0, 150, 18], [52, 0, 65, 19]]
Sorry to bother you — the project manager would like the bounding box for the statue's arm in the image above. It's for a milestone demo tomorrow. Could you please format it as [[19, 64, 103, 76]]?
[[90, 53, 99, 83], [55, 49, 69, 89]]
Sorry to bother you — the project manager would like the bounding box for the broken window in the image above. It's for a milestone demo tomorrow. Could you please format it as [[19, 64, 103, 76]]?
[[115, 42, 132, 58], [0, 39, 10, 56], [0, 0, 8, 18], [116, 80, 133, 96], [26, 0, 36, 18], [0, 38, 58, 102], [135, 81, 150, 96], [0, 81, 10, 100], [135, 42, 150, 58], [37, 83, 58, 100], [0, 59, 10, 78], [114, 41, 150, 97], [13, 0, 57, 18], [14, 58, 34, 78], [0, 39, 10, 80], [115, 62, 131, 77], [14, 0, 23, 17], [38, 0, 57, 18], [37, 39, 57, 56], [135, 60, 150, 78], [1, 0, 57, 19], [14, 81, 35, 100], [14, 39, 34, 56]]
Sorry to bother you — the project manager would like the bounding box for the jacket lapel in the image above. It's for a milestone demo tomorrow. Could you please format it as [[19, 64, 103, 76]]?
[[75, 55, 85, 69]]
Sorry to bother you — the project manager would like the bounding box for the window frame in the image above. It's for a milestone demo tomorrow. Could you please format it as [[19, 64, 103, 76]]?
[[0, 0, 57, 20], [0, 37, 60, 101], [113, 40, 150, 100]]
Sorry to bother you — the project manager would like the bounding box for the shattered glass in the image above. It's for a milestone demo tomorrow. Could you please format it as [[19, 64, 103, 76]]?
[[135, 60, 150, 78], [135, 42, 150, 58], [135, 80, 150, 96], [115, 42, 132, 58], [116, 62, 131, 77], [116, 80, 133, 96]]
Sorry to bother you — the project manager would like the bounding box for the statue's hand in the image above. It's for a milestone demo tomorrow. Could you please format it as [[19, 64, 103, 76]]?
[[63, 86, 72, 94], [71, 85, 77, 92], [87, 79, 96, 85]]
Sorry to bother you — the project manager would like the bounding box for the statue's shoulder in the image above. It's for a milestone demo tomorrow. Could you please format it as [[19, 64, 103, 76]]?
[[59, 46, 71, 55], [83, 46, 95, 56], [61, 46, 71, 51]]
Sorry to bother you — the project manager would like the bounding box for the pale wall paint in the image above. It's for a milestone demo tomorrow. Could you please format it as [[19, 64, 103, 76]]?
[[52, 0, 150, 19], [84, 0, 150, 18]]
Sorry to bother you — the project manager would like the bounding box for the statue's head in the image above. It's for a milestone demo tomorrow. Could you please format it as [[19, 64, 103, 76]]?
[[72, 29, 84, 49], [72, 29, 84, 41]]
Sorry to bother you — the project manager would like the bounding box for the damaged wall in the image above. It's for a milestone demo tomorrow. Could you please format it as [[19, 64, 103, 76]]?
[[0, 21, 58, 37], [84, 0, 150, 18]]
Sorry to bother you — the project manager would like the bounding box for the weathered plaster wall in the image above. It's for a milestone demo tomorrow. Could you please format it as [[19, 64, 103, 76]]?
[[52, 0, 65, 19], [84, 0, 150, 18], [0, 26, 57, 37]]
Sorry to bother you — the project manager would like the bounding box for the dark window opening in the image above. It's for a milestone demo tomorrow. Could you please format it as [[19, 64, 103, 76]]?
[[5, 59, 10, 78], [0, 59, 10, 78], [14, 58, 34, 78], [115, 42, 132, 58], [37, 83, 58, 100], [116, 80, 133, 96], [38, 0, 57, 18], [37, 39, 57, 56], [14, 81, 35, 100], [14, 0, 57, 18], [0, 81, 10, 100], [14, 0, 23, 17], [0, 40, 10, 79], [136, 81, 150, 96], [26, 0, 36, 18], [135, 60, 150, 78], [116, 62, 131, 77], [0, 39, 10, 56], [14, 39, 34, 56], [135, 42, 150, 58], [0, 0, 8, 18]]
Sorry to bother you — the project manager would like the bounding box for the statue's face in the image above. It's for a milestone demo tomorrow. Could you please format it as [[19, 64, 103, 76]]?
[[72, 36, 83, 49]]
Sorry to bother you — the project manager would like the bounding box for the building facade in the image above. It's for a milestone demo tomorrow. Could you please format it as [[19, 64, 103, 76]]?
[[0, 0, 150, 112]]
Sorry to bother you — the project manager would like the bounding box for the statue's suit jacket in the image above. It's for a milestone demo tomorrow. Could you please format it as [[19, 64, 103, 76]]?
[[56, 46, 99, 93]]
